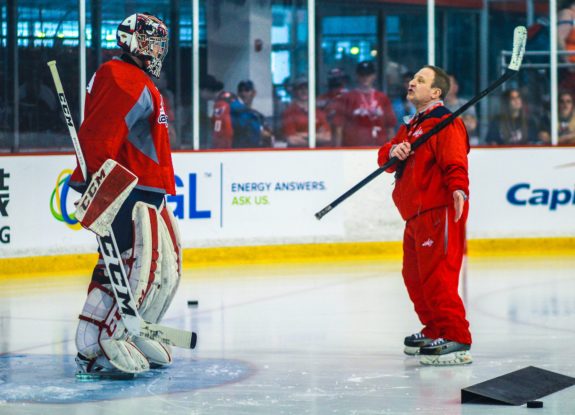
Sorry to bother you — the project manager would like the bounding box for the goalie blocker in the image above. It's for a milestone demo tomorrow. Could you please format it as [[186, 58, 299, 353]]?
[[74, 159, 138, 237]]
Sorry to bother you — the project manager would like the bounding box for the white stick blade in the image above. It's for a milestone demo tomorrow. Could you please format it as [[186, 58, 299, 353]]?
[[139, 322, 198, 349], [509, 25, 527, 71]]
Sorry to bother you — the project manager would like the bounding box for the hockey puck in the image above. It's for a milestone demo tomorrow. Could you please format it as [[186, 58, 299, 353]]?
[[187, 300, 199, 307], [526, 401, 543, 408]]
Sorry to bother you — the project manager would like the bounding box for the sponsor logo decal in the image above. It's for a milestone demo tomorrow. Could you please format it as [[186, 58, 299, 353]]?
[[50, 170, 82, 230], [506, 183, 575, 211]]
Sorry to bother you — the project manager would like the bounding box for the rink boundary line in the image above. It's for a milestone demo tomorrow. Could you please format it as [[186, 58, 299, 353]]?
[[466, 237, 575, 257], [0, 237, 574, 277]]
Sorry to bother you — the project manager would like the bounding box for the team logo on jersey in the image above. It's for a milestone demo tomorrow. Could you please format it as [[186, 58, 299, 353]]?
[[50, 169, 82, 230], [411, 127, 423, 138], [352, 107, 383, 119], [421, 238, 434, 247], [158, 96, 169, 126]]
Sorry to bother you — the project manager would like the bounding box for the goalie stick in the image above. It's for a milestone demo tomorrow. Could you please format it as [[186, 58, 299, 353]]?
[[47, 60, 197, 350], [315, 25, 527, 220]]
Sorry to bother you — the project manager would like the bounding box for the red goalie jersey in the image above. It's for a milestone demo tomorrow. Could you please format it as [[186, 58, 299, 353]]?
[[70, 57, 176, 195]]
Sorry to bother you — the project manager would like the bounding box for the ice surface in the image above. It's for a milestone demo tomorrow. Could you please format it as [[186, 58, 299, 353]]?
[[0, 257, 574, 414]]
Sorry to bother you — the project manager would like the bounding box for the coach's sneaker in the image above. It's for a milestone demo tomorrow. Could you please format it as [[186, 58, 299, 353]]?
[[404, 332, 433, 356], [419, 338, 472, 366]]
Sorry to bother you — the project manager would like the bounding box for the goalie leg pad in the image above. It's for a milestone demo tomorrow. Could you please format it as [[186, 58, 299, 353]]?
[[75, 279, 150, 374], [138, 202, 182, 324], [131, 337, 173, 367], [76, 236, 159, 375], [76, 201, 181, 371], [127, 202, 163, 312], [126, 201, 177, 367]]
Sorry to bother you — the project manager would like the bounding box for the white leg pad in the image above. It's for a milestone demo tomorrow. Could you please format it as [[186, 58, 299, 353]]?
[[76, 201, 181, 371], [131, 337, 173, 366], [129, 202, 180, 366], [139, 203, 182, 324], [100, 338, 150, 373], [75, 282, 150, 374], [129, 202, 163, 313]]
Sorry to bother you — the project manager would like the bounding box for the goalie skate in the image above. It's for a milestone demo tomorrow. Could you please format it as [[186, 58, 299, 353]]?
[[75, 353, 136, 381]]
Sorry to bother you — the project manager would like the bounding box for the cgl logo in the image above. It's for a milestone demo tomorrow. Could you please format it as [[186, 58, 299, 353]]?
[[167, 173, 211, 219], [50, 170, 211, 225], [50, 170, 82, 230]]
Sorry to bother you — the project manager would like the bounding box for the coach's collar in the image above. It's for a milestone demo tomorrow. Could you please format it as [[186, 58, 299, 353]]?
[[403, 100, 444, 125]]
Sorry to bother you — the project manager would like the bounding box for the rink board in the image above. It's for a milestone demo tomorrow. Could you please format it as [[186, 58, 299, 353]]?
[[0, 147, 574, 259]]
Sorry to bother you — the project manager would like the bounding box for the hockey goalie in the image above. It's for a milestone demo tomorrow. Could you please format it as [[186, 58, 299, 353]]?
[[69, 13, 182, 376]]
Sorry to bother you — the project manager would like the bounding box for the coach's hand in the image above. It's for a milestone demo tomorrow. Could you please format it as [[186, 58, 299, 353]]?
[[453, 190, 467, 222], [390, 141, 412, 160]]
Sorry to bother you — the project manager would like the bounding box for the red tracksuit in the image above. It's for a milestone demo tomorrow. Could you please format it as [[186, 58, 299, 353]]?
[[378, 102, 472, 345]]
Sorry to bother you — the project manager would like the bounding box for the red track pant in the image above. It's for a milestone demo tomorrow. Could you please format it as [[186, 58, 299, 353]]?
[[402, 204, 472, 345]]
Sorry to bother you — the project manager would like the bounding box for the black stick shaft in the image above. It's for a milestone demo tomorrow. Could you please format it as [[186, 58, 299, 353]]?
[[315, 69, 517, 220]]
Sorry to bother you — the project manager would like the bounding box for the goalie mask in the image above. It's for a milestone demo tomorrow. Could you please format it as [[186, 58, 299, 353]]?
[[116, 13, 169, 78]]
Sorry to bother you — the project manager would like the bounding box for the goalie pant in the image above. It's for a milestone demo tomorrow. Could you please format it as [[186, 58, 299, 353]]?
[[75, 188, 182, 374]]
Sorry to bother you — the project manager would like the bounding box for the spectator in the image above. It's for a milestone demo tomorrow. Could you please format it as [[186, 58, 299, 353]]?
[[462, 113, 480, 146], [557, 1, 575, 94], [558, 91, 575, 144], [18, 69, 59, 132], [233, 80, 274, 148], [281, 76, 331, 147], [391, 71, 416, 130], [211, 80, 274, 149], [317, 68, 349, 142], [211, 88, 237, 149], [558, 1, 575, 64], [486, 89, 541, 145], [444, 75, 476, 118], [335, 61, 396, 147], [200, 74, 225, 148], [445, 74, 478, 144]]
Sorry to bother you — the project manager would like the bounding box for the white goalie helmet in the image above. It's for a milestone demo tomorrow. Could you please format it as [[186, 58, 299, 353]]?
[[116, 13, 169, 78]]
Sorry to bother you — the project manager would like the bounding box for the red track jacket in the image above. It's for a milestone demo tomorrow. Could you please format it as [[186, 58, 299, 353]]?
[[378, 103, 469, 221]]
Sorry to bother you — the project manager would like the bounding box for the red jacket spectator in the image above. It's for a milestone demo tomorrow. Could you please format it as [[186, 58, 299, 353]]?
[[336, 88, 397, 146], [212, 91, 236, 148], [282, 78, 331, 147]]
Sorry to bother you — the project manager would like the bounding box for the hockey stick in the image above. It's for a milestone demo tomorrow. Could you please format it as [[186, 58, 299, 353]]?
[[47, 60, 197, 349], [315, 25, 527, 220]]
